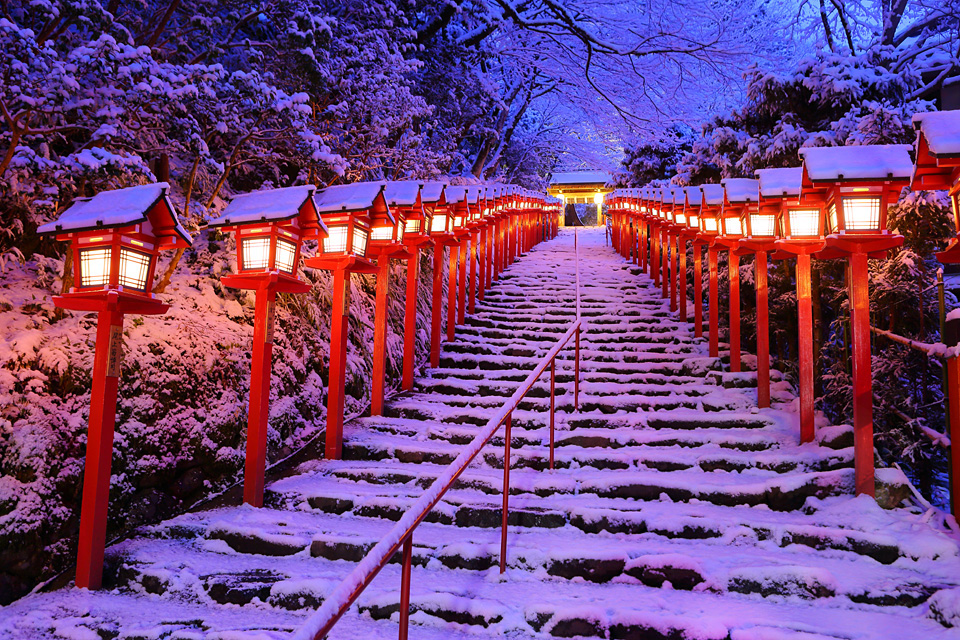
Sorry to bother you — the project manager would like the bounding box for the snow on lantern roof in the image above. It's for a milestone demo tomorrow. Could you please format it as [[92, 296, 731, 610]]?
[[798, 144, 913, 182], [420, 182, 446, 204], [670, 186, 685, 204], [721, 178, 760, 203], [383, 181, 424, 207], [208, 185, 323, 231], [549, 170, 611, 186], [700, 184, 725, 206], [684, 186, 702, 205], [314, 181, 389, 216], [444, 185, 469, 204], [38, 182, 191, 244], [913, 110, 960, 157], [756, 167, 803, 198]]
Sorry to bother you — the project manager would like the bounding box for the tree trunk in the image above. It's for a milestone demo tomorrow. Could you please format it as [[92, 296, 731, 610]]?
[[142, 0, 183, 48], [153, 156, 198, 294], [0, 127, 21, 178]]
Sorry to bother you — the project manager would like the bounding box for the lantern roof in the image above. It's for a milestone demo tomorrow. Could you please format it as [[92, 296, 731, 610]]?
[[700, 184, 725, 206], [913, 110, 960, 158], [798, 144, 913, 182], [420, 182, 446, 204], [721, 178, 760, 203], [314, 181, 393, 223], [755, 168, 803, 198], [444, 185, 470, 204], [383, 181, 424, 207], [38, 182, 191, 245], [684, 186, 702, 205], [208, 185, 325, 233]]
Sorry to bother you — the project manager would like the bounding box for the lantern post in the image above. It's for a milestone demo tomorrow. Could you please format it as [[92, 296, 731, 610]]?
[[442, 186, 471, 339], [741, 173, 791, 409], [716, 178, 759, 373], [384, 182, 434, 392], [682, 187, 705, 335], [39, 183, 192, 590], [699, 185, 724, 358], [466, 188, 486, 313], [912, 111, 960, 516], [423, 183, 453, 368], [306, 183, 381, 459], [209, 186, 324, 507], [765, 168, 822, 441], [663, 187, 684, 312], [799, 144, 912, 497], [676, 188, 699, 324], [637, 190, 649, 271], [648, 188, 663, 287]]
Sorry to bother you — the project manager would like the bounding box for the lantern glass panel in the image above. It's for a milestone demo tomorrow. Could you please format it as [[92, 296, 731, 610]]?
[[405, 219, 421, 234], [324, 225, 349, 253], [275, 238, 297, 274], [749, 214, 776, 237], [370, 225, 394, 241], [453, 215, 464, 228], [79, 247, 112, 288], [242, 237, 271, 270], [788, 209, 820, 237], [723, 217, 743, 236], [676, 213, 686, 226], [704, 217, 718, 232], [827, 204, 838, 234], [688, 215, 699, 229], [352, 228, 369, 256], [842, 197, 881, 231], [118, 247, 151, 291], [396, 221, 405, 241], [430, 214, 447, 234]]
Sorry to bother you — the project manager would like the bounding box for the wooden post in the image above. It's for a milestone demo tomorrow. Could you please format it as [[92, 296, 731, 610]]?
[[708, 247, 719, 358], [693, 243, 703, 337], [848, 251, 875, 497], [729, 251, 741, 372], [371, 256, 391, 416], [243, 286, 276, 507], [469, 232, 478, 314], [755, 251, 770, 408], [457, 237, 467, 324], [75, 308, 124, 590], [326, 268, 350, 461], [402, 249, 420, 391], [447, 244, 458, 341], [678, 236, 687, 322], [478, 227, 486, 301], [669, 233, 678, 312], [430, 247, 444, 368], [797, 253, 815, 443]]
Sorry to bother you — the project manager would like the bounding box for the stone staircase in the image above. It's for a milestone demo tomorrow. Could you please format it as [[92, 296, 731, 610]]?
[[3, 228, 960, 640]]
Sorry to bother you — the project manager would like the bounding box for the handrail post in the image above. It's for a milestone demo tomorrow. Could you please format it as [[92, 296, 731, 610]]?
[[500, 412, 512, 574], [550, 357, 556, 470], [575, 326, 580, 411], [398, 534, 413, 640]]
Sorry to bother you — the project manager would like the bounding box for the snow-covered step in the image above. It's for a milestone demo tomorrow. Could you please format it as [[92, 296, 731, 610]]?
[[5, 227, 959, 640]]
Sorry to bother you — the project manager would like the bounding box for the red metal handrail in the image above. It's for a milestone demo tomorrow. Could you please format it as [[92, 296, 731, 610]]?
[[294, 229, 582, 640]]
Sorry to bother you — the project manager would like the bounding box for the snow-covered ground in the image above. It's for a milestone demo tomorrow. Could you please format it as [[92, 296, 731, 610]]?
[[2, 227, 959, 639]]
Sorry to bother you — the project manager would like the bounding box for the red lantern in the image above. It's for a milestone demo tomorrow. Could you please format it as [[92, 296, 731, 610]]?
[[384, 182, 432, 399], [799, 144, 912, 498], [38, 183, 191, 590], [307, 183, 385, 460], [684, 186, 706, 337], [912, 112, 960, 262], [209, 186, 323, 507], [421, 182, 454, 368], [698, 184, 725, 358]]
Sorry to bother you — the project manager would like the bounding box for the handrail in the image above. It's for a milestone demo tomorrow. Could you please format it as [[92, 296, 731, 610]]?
[[294, 228, 583, 640]]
